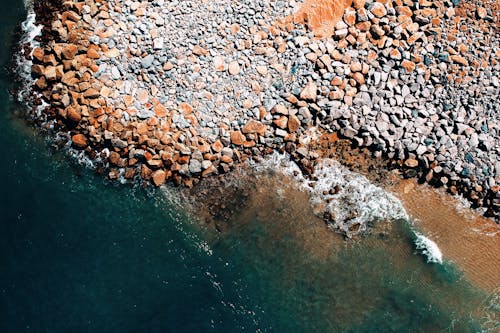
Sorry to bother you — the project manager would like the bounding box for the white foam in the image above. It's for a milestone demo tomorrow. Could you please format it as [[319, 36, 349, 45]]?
[[254, 152, 409, 237], [414, 233, 443, 264]]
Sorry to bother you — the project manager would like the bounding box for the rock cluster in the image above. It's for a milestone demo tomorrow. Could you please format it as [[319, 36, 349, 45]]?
[[26, 0, 498, 218]]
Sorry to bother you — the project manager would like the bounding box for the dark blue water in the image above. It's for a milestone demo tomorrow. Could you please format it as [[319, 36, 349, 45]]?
[[0, 2, 495, 332]]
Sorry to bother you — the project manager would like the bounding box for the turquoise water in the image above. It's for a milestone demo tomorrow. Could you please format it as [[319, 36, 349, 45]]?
[[0, 2, 495, 332]]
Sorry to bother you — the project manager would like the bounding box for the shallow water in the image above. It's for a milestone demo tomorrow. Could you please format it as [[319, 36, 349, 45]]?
[[0, 1, 497, 332]]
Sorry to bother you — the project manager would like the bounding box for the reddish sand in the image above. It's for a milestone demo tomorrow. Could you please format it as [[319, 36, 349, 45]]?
[[294, 0, 352, 38], [390, 179, 500, 292]]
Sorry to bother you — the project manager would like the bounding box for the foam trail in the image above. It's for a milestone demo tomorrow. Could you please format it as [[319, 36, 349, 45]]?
[[254, 152, 444, 264], [255, 152, 409, 236], [414, 233, 443, 264]]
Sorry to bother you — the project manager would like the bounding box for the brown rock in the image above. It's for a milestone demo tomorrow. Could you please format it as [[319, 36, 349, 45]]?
[[141, 164, 153, 180], [476, 6, 487, 19], [404, 158, 419, 168], [350, 62, 362, 72], [179, 102, 193, 114], [71, 134, 87, 149], [32, 47, 44, 62], [300, 81, 317, 101], [288, 115, 301, 133], [67, 106, 82, 123], [220, 155, 234, 164], [450, 55, 468, 66], [87, 48, 100, 59], [273, 116, 288, 129], [272, 104, 288, 115], [192, 45, 208, 56], [353, 0, 365, 9], [83, 88, 100, 98], [401, 59, 415, 72], [62, 44, 78, 60], [31, 64, 44, 77], [352, 72, 365, 85], [370, 2, 387, 18], [389, 49, 401, 60], [242, 120, 267, 136], [43, 66, 57, 81], [343, 7, 356, 26], [108, 151, 121, 166], [230, 131, 246, 145], [212, 140, 224, 153]]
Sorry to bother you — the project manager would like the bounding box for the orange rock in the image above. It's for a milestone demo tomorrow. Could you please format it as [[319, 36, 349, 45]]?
[[353, 0, 365, 9], [343, 7, 356, 26], [404, 158, 418, 168], [179, 102, 193, 114], [242, 120, 267, 136], [370, 2, 387, 18], [293, 0, 353, 38], [230, 131, 246, 145], [32, 48, 44, 62], [71, 134, 87, 149], [273, 116, 288, 129], [86, 48, 100, 59], [300, 81, 317, 101], [67, 106, 81, 123], [62, 44, 78, 60], [152, 170, 166, 186], [192, 45, 208, 56], [450, 55, 468, 66], [352, 72, 365, 85], [401, 59, 415, 72], [154, 103, 168, 117], [220, 155, 234, 164], [212, 140, 224, 152]]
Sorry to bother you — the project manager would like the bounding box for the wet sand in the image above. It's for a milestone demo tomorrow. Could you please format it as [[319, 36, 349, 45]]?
[[390, 178, 500, 293]]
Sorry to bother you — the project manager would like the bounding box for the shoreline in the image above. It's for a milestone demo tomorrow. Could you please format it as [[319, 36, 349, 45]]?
[[16, 0, 499, 226]]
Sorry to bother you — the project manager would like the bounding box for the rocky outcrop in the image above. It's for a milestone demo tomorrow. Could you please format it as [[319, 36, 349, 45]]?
[[23, 0, 499, 220]]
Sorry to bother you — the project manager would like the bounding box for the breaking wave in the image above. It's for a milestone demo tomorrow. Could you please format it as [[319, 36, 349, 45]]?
[[414, 233, 443, 264]]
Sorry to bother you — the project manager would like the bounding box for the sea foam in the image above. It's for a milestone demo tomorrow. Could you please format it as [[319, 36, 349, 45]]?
[[414, 233, 443, 264], [255, 152, 409, 236], [254, 152, 444, 264]]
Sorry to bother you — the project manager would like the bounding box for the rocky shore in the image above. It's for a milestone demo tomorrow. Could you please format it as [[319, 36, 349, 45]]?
[[20, 0, 498, 222]]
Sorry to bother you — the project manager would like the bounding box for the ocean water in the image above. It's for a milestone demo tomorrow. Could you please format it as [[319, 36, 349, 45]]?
[[0, 1, 496, 332]]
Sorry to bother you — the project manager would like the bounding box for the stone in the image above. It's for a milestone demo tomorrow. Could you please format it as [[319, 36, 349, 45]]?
[[152, 170, 166, 186], [228, 61, 240, 75], [401, 60, 415, 72], [62, 44, 78, 60], [272, 104, 288, 115], [72, 134, 87, 149], [288, 115, 301, 133], [213, 56, 225, 71], [370, 3, 387, 18], [189, 159, 202, 174], [300, 81, 317, 101], [141, 55, 155, 69], [192, 45, 208, 56], [230, 131, 246, 145], [32, 48, 44, 62], [104, 48, 120, 58], [476, 7, 487, 19], [273, 116, 288, 129], [344, 7, 357, 26], [450, 55, 468, 66], [404, 158, 419, 168], [242, 120, 267, 136], [67, 106, 81, 122]]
